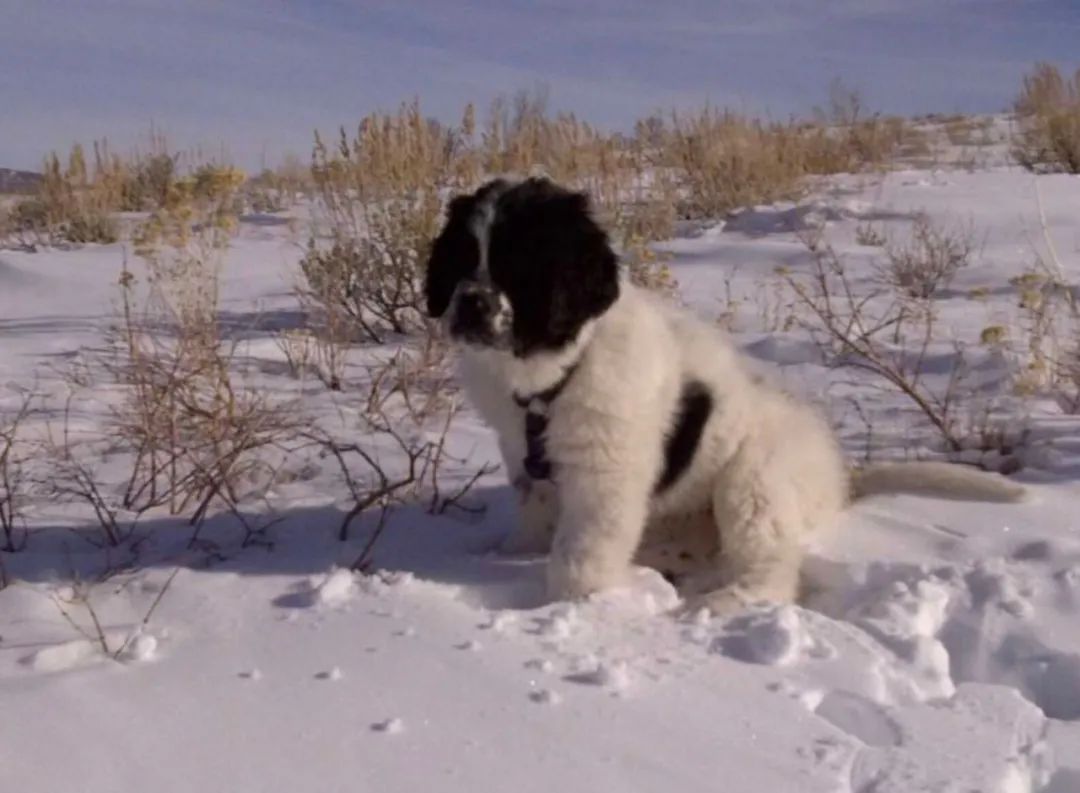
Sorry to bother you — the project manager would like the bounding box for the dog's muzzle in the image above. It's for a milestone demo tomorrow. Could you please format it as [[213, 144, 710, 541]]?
[[449, 283, 509, 347]]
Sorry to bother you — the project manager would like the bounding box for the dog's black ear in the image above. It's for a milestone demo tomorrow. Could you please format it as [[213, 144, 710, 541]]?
[[490, 180, 620, 355], [552, 190, 619, 326], [424, 194, 478, 318]]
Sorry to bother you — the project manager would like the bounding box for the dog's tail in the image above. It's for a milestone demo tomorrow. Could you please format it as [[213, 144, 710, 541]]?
[[849, 461, 1027, 503]]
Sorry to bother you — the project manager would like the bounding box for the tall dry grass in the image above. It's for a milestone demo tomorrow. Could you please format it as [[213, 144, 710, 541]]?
[[1013, 63, 1080, 173]]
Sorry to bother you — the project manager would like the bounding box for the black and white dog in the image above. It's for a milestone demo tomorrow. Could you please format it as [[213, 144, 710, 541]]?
[[425, 177, 1025, 614]]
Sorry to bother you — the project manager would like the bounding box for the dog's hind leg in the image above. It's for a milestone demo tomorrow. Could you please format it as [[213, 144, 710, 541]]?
[[685, 453, 807, 615]]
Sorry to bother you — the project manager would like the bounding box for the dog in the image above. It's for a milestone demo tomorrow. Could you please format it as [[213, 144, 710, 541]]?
[[425, 176, 1026, 614]]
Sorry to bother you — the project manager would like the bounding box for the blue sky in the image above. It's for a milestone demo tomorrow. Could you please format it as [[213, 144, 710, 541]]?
[[2, 0, 1078, 170]]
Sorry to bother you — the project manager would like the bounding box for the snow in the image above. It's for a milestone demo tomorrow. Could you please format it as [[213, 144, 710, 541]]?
[[4, 134, 1080, 792]]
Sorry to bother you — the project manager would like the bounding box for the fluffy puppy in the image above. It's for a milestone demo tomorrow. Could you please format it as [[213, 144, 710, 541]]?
[[425, 177, 1025, 613]]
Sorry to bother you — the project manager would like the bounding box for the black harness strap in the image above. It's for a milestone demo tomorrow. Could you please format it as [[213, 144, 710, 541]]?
[[512, 363, 579, 481]]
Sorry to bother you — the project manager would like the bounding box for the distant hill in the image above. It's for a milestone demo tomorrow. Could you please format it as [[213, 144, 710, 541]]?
[[0, 168, 42, 195]]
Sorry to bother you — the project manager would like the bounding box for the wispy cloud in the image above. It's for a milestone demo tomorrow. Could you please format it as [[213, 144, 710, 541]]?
[[1, 0, 1077, 168]]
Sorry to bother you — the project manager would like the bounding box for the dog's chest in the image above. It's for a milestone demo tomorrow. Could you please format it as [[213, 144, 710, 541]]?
[[519, 378, 718, 502]]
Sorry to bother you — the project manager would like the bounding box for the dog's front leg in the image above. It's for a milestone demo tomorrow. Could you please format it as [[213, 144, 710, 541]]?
[[546, 465, 651, 601], [499, 475, 558, 555]]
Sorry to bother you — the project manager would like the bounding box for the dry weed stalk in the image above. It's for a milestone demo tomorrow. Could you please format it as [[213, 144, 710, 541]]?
[[308, 334, 493, 559], [0, 393, 33, 552], [49, 565, 182, 661], [1010, 182, 1080, 408], [44, 394, 144, 547], [880, 214, 977, 299], [51, 580, 113, 655]]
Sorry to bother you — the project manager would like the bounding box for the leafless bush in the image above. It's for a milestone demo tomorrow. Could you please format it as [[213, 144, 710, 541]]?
[[855, 222, 887, 247], [305, 331, 492, 560], [1012, 63, 1080, 174], [49, 565, 181, 660], [880, 215, 976, 299], [1007, 184, 1080, 408], [43, 397, 146, 547], [1055, 342, 1080, 414], [359, 332, 456, 424], [290, 282, 353, 390], [785, 232, 971, 453], [43, 169, 303, 549], [309, 403, 493, 557], [0, 393, 33, 552]]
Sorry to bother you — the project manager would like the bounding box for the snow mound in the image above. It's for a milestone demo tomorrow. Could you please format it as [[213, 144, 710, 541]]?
[[304, 568, 360, 608], [21, 638, 104, 673], [850, 685, 1050, 793], [371, 717, 405, 734], [713, 605, 808, 666]]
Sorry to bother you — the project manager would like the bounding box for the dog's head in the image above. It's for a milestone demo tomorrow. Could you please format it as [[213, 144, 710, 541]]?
[[424, 177, 619, 357]]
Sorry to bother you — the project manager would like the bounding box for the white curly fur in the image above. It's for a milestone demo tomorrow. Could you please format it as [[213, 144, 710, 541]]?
[[459, 282, 852, 614]]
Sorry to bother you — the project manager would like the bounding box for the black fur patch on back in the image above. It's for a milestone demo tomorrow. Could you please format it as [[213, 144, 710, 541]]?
[[655, 381, 713, 494]]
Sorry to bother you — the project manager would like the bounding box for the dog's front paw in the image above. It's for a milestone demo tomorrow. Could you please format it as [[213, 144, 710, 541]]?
[[546, 555, 620, 602], [681, 585, 770, 618]]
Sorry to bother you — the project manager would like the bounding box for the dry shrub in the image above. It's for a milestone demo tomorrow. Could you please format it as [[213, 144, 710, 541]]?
[[294, 82, 914, 338], [943, 116, 995, 148], [856, 222, 887, 247], [309, 332, 493, 551], [1013, 63, 1080, 173], [575, 144, 679, 294], [798, 82, 910, 173], [658, 86, 902, 220], [1001, 183, 1080, 408], [1009, 267, 1079, 404], [0, 133, 232, 249], [246, 154, 311, 213], [880, 215, 976, 299], [45, 165, 301, 548], [94, 132, 180, 212], [303, 101, 456, 344], [663, 108, 809, 218], [359, 332, 456, 424], [0, 393, 33, 552], [786, 229, 972, 454], [4, 147, 119, 246], [1055, 339, 1080, 413], [484, 89, 679, 290]]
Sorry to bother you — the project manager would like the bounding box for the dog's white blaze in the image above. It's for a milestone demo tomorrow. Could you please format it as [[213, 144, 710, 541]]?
[[492, 292, 513, 334], [468, 192, 500, 285]]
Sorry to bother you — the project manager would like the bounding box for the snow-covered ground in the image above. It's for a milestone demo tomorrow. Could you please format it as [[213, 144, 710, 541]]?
[[3, 155, 1080, 792]]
